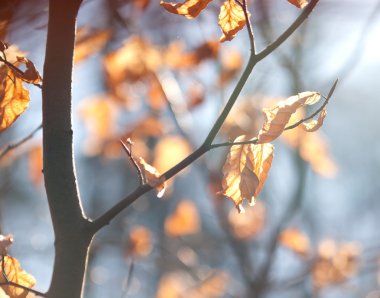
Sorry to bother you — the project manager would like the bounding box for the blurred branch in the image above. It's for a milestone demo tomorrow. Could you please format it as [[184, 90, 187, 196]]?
[[0, 123, 42, 160]]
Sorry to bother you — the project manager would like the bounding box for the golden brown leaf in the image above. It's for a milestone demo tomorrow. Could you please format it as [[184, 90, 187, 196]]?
[[28, 145, 43, 186], [138, 157, 166, 198], [0, 287, 9, 298], [0, 234, 13, 255], [257, 92, 321, 144], [218, 0, 247, 42], [127, 226, 152, 257], [0, 256, 36, 298], [160, 0, 213, 19], [13, 57, 42, 84], [0, 67, 30, 133], [279, 228, 310, 257], [165, 200, 200, 237], [228, 201, 265, 240], [301, 108, 327, 132], [74, 28, 111, 64], [288, 0, 308, 9], [222, 136, 274, 211]]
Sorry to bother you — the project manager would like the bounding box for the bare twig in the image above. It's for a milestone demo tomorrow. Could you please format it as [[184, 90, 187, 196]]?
[[237, 0, 256, 53], [120, 139, 144, 185], [1, 255, 46, 297], [0, 124, 42, 160]]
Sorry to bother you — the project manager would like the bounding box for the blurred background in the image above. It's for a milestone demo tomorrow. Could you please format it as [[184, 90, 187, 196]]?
[[1, 0, 380, 297]]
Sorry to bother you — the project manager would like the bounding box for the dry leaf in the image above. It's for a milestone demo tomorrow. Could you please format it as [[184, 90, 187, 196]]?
[[288, 0, 309, 9], [0, 66, 30, 132], [0, 234, 13, 255], [75, 28, 111, 64], [301, 108, 327, 132], [160, 0, 213, 19], [228, 201, 265, 240], [257, 92, 321, 144], [0, 256, 36, 298], [279, 228, 310, 257], [165, 200, 200, 237], [218, 0, 247, 42], [127, 226, 152, 257], [13, 57, 42, 84], [138, 157, 166, 198], [221, 136, 274, 211]]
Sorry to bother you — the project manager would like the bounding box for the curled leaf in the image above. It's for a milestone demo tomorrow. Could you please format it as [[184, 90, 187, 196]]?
[[218, 0, 247, 42], [288, 0, 309, 9], [14, 56, 42, 84], [0, 234, 13, 255], [257, 91, 320, 144], [0, 66, 30, 132], [301, 108, 327, 132], [160, 0, 212, 19], [221, 135, 274, 210], [138, 157, 166, 198], [0, 256, 36, 298]]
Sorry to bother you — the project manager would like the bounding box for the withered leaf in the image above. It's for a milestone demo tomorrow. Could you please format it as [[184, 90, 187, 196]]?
[[165, 200, 200, 237], [0, 256, 36, 298], [138, 157, 166, 198], [257, 92, 321, 144], [301, 108, 327, 132], [13, 57, 42, 84], [221, 135, 274, 212], [0, 234, 13, 255], [218, 0, 247, 42], [0, 66, 30, 133], [288, 0, 309, 9], [160, 0, 213, 19]]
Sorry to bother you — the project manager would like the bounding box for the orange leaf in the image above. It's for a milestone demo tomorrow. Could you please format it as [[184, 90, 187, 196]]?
[[13, 57, 42, 84], [28, 145, 43, 186], [301, 108, 327, 132], [257, 92, 321, 144], [279, 228, 310, 257], [221, 136, 274, 211], [160, 0, 213, 19], [0, 256, 36, 298], [127, 226, 152, 257], [165, 200, 200, 236], [288, 0, 309, 9], [0, 234, 13, 255], [0, 67, 30, 132], [138, 157, 166, 198], [218, 0, 247, 42]]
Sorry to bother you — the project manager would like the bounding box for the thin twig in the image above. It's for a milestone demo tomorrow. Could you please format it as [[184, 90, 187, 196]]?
[[0, 124, 42, 160], [210, 138, 258, 149], [1, 255, 46, 297], [241, 0, 256, 53], [120, 139, 144, 185]]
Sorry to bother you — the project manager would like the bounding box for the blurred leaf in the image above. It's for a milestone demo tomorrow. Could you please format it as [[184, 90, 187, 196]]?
[[74, 28, 111, 64], [0, 256, 36, 298], [221, 136, 273, 211], [257, 92, 321, 144], [160, 0, 212, 19], [165, 200, 200, 237], [219, 49, 242, 85], [132, 0, 151, 10], [0, 66, 30, 133], [301, 108, 327, 132], [218, 0, 247, 42], [28, 145, 43, 186], [288, 0, 308, 9], [127, 226, 152, 258], [0, 1, 19, 40], [0, 234, 13, 255], [138, 157, 166, 198], [279, 228, 310, 257]]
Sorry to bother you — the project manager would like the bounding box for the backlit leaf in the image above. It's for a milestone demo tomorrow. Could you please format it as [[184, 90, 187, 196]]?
[[221, 135, 274, 211], [279, 228, 310, 257], [13, 57, 42, 84], [126, 226, 152, 258], [218, 0, 247, 42], [257, 92, 320, 144], [301, 108, 327, 132], [288, 0, 308, 9], [160, 0, 213, 19], [165, 200, 200, 236], [138, 157, 166, 198], [0, 234, 13, 255], [0, 256, 36, 298], [0, 66, 30, 133]]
